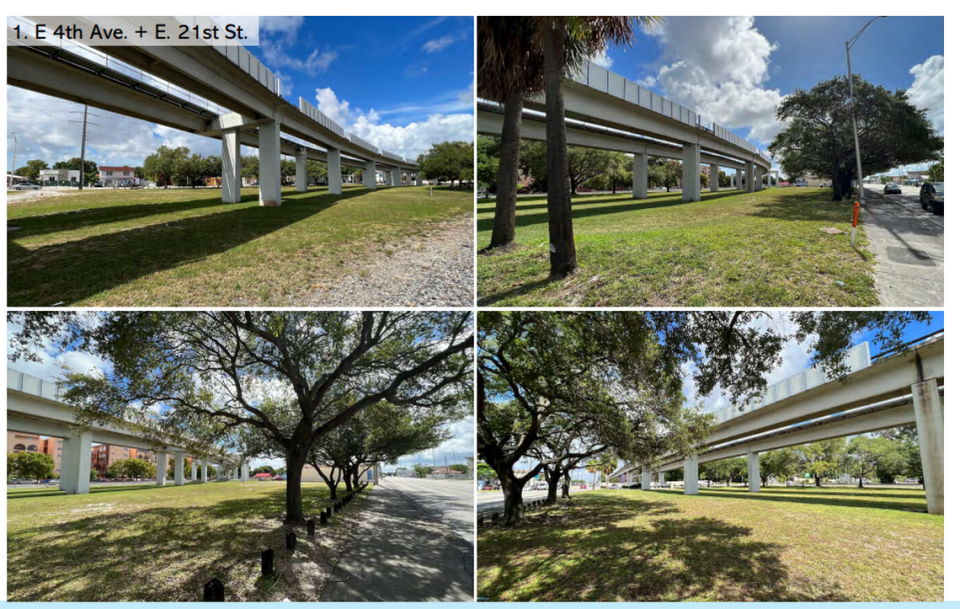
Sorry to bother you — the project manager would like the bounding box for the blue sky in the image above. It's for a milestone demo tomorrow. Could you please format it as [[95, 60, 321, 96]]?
[[593, 16, 944, 174], [6, 16, 474, 171]]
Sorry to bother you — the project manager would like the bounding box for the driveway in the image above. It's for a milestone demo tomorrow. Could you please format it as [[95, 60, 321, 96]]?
[[321, 477, 473, 602], [862, 184, 944, 306]]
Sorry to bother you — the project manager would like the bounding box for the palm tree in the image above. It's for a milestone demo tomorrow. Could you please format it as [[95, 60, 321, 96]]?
[[599, 452, 618, 487], [478, 17, 544, 250], [534, 17, 661, 278], [586, 459, 600, 490]]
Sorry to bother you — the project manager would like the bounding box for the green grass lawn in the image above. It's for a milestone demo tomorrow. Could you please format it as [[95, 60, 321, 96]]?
[[7, 481, 368, 601], [477, 188, 877, 306], [7, 184, 471, 306], [478, 486, 942, 602]]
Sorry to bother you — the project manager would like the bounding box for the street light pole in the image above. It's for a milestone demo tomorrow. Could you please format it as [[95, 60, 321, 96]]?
[[10, 133, 17, 184], [846, 16, 886, 205]]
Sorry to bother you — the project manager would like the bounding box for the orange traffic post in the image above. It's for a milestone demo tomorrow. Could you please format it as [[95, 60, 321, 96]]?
[[851, 201, 860, 247]]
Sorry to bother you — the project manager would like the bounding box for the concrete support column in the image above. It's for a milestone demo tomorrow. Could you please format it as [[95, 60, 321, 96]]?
[[174, 454, 185, 486], [633, 151, 648, 199], [363, 160, 377, 190], [328, 148, 342, 195], [156, 452, 168, 486], [295, 148, 308, 193], [658, 471, 665, 487], [59, 430, 93, 495], [416, 173, 423, 186], [681, 143, 701, 202], [392, 167, 402, 187], [641, 466, 652, 490], [258, 120, 282, 207], [201, 459, 208, 483], [241, 463, 250, 482], [748, 448, 761, 492], [745, 163, 755, 193], [736, 169, 742, 190], [709, 164, 719, 192], [767, 173, 773, 188], [683, 454, 699, 495], [221, 128, 242, 203], [912, 379, 944, 515], [191, 460, 197, 481], [755, 167, 762, 191]]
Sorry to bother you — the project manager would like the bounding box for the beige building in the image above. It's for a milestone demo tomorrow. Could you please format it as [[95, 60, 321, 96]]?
[[7, 432, 63, 472]]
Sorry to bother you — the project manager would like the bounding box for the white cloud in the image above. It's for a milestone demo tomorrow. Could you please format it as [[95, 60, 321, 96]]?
[[422, 36, 455, 54], [907, 54, 944, 134], [315, 83, 475, 159], [646, 17, 784, 144], [592, 48, 613, 69], [259, 17, 305, 43], [258, 17, 338, 77]]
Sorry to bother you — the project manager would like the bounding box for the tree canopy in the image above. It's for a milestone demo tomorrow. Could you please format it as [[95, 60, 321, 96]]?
[[417, 141, 473, 188], [770, 75, 942, 201]]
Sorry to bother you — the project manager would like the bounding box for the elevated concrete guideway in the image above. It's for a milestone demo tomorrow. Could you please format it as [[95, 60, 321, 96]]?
[[8, 20, 422, 205], [7, 369, 248, 495], [480, 60, 777, 201], [614, 334, 944, 514]]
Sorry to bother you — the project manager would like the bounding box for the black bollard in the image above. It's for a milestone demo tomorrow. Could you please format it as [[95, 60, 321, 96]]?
[[478, 514, 484, 528], [325, 506, 332, 519], [261, 549, 274, 577], [333, 502, 340, 513], [307, 519, 316, 537], [203, 578, 225, 602], [491, 512, 500, 523], [286, 531, 297, 551], [320, 511, 329, 525]]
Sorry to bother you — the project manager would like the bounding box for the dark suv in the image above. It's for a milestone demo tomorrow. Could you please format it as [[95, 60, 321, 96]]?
[[919, 182, 944, 215]]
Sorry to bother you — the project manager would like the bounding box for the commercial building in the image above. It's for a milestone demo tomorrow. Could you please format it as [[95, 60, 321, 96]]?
[[98, 166, 138, 186], [7, 431, 63, 472]]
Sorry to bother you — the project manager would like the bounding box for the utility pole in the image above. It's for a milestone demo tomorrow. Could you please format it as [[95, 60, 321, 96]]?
[[845, 16, 886, 205], [9, 133, 17, 186], [79, 105, 88, 190]]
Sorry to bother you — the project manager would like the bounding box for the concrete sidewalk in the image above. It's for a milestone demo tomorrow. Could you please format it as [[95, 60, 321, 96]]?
[[861, 190, 944, 306], [321, 478, 474, 602]]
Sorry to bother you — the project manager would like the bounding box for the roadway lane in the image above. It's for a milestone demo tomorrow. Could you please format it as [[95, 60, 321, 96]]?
[[862, 184, 944, 306], [321, 477, 473, 602], [477, 485, 598, 514]]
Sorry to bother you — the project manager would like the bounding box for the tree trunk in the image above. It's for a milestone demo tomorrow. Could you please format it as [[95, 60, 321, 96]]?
[[546, 471, 561, 503], [542, 20, 577, 279], [501, 476, 525, 525], [815, 474, 822, 487], [561, 471, 571, 499], [312, 463, 339, 500], [285, 447, 308, 524], [859, 476, 864, 488], [488, 92, 524, 249]]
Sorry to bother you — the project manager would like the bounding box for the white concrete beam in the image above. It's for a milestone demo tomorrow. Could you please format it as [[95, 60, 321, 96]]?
[[174, 453, 185, 486], [681, 143, 701, 203], [201, 459, 208, 483], [709, 164, 719, 193], [641, 466, 651, 490], [683, 454, 699, 495], [392, 167, 402, 187], [363, 160, 377, 190], [748, 448, 761, 492], [58, 430, 92, 495], [295, 147, 308, 193], [328, 148, 342, 195], [156, 452, 168, 486]]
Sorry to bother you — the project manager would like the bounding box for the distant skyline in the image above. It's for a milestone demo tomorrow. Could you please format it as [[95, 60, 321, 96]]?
[[594, 16, 943, 174], [6, 16, 474, 171]]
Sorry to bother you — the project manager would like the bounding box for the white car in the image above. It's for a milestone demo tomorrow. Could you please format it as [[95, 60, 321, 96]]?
[[11, 182, 40, 190], [609, 483, 622, 490]]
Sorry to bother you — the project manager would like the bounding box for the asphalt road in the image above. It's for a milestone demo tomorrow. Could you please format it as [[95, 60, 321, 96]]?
[[862, 184, 944, 306], [321, 477, 473, 602], [476, 485, 598, 514]]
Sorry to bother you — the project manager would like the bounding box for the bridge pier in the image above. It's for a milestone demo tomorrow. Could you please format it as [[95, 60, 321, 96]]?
[[295, 148, 308, 193], [747, 448, 761, 492], [709, 163, 719, 193], [258, 120, 282, 207], [201, 459, 209, 483], [658, 471, 665, 487], [735, 169, 742, 190], [745, 163, 755, 193], [633, 151, 648, 199], [755, 167, 762, 191], [767, 173, 773, 188], [156, 452, 168, 486], [241, 463, 250, 482], [221, 128, 242, 203], [392, 167, 402, 187], [641, 466, 652, 490], [683, 454, 699, 495], [328, 148, 342, 195], [681, 143, 701, 202], [59, 430, 93, 495], [912, 379, 943, 515], [191, 460, 198, 481], [174, 454, 185, 486], [416, 173, 423, 186], [363, 161, 377, 190]]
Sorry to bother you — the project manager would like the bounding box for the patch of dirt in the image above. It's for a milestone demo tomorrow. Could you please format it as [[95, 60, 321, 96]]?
[[298, 213, 474, 307], [6, 188, 82, 204]]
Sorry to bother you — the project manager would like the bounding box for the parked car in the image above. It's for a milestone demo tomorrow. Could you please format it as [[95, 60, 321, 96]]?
[[794, 180, 808, 187], [820, 182, 832, 188], [481, 485, 493, 491], [11, 182, 40, 190], [609, 483, 622, 490], [883, 183, 902, 195], [919, 181, 944, 215]]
